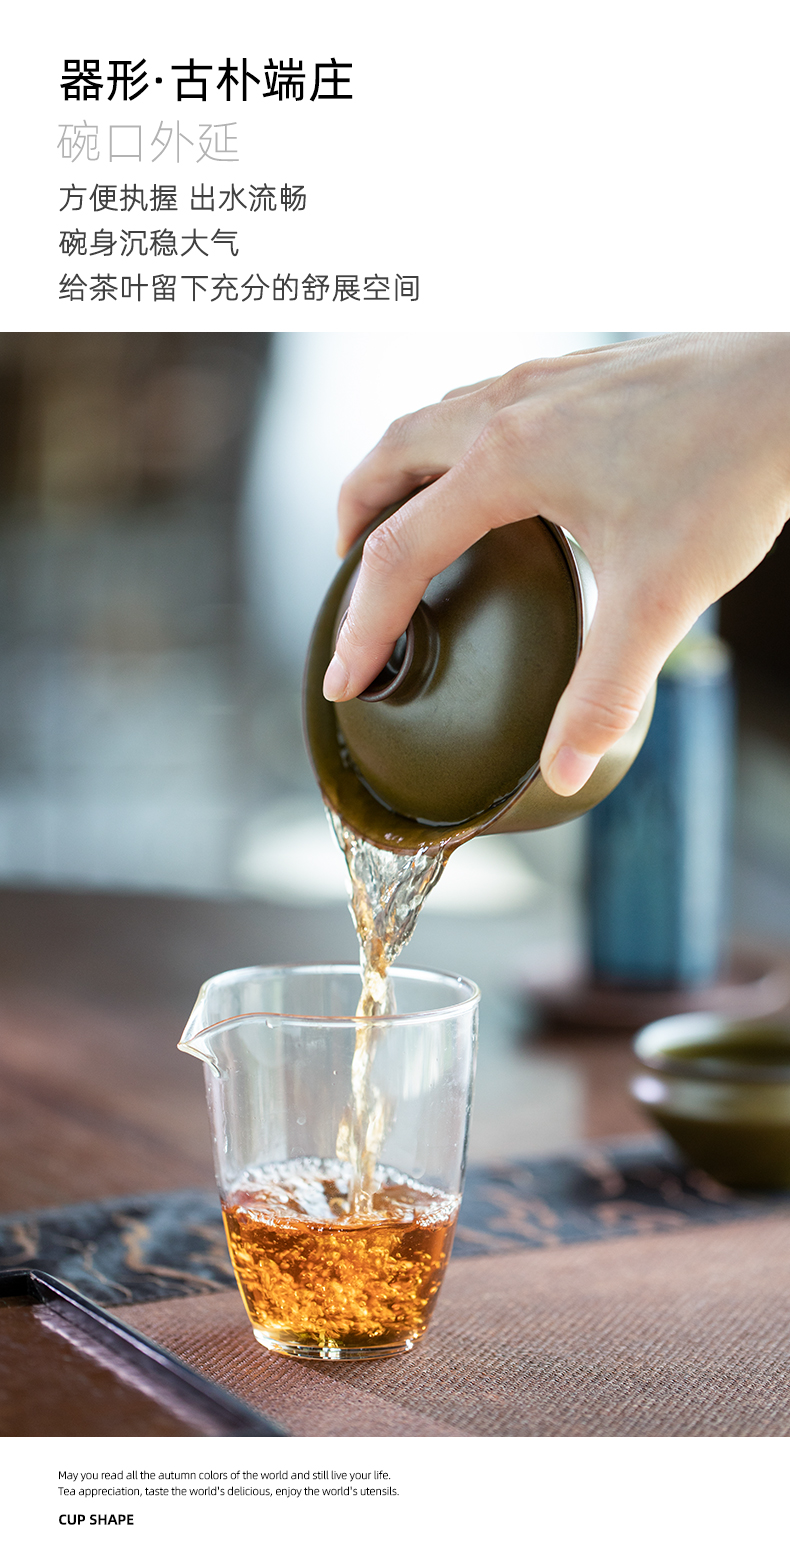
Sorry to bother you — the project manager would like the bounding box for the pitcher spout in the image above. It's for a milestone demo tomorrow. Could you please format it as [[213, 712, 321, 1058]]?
[[177, 986, 223, 1076], [177, 1034, 222, 1076]]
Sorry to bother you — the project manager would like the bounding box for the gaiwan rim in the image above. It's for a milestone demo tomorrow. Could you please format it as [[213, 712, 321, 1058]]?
[[179, 962, 481, 1044], [634, 1010, 790, 1085]]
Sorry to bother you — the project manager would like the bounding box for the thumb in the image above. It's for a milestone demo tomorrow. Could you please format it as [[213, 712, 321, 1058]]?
[[539, 587, 690, 796]]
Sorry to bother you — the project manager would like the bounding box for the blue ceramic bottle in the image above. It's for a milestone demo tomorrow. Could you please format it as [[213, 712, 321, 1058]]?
[[588, 627, 734, 988]]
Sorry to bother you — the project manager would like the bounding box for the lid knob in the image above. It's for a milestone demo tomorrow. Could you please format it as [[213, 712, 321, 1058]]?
[[333, 590, 439, 706]]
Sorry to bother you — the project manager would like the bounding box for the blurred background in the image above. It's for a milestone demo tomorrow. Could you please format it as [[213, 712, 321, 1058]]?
[[0, 329, 789, 1182]]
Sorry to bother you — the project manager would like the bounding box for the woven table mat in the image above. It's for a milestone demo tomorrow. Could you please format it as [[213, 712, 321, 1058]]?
[[118, 1213, 790, 1437]]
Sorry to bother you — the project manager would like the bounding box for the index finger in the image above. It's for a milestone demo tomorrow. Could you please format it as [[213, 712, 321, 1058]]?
[[324, 429, 538, 701]]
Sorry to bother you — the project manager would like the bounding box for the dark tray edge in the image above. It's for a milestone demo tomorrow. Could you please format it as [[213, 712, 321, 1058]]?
[[0, 1266, 287, 1438]]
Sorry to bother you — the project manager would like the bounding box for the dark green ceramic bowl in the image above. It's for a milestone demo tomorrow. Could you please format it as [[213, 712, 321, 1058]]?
[[632, 1013, 790, 1189], [304, 502, 655, 853]]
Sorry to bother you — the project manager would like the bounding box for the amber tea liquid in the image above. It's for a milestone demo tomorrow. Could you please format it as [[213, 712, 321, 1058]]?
[[223, 1157, 458, 1358]]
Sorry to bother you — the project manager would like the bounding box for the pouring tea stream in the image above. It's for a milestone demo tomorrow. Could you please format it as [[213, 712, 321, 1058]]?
[[303, 504, 655, 1213]]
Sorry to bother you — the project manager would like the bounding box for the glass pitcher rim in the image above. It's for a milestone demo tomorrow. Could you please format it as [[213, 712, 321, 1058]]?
[[180, 961, 480, 1042]]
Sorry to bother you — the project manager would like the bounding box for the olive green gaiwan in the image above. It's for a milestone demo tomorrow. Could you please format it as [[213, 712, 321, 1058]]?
[[304, 502, 656, 853], [632, 1012, 790, 1189]]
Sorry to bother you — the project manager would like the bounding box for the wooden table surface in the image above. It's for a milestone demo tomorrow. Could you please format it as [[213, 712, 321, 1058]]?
[[0, 888, 645, 1216]]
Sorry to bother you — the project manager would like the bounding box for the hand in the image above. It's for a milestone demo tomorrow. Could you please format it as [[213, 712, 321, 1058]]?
[[323, 333, 790, 795]]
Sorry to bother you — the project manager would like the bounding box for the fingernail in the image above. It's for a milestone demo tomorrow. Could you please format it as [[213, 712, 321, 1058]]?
[[323, 654, 349, 701], [542, 745, 600, 796]]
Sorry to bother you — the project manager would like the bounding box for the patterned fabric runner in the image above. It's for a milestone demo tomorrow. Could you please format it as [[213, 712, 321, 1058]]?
[[2, 1137, 788, 1308]]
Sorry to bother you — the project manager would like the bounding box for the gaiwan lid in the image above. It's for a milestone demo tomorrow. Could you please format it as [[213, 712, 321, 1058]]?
[[303, 508, 595, 853]]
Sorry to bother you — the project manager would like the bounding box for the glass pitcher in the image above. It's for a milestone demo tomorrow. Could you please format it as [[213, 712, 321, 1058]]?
[[178, 963, 479, 1360]]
